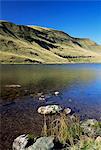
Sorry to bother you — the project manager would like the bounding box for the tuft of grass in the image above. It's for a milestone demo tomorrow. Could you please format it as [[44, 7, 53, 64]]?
[[70, 137, 101, 150], [41, 113, 101, 149], [42, 113, 82, 146]]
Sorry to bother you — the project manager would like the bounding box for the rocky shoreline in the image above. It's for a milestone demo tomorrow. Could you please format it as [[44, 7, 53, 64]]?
[[12, 104, 101, 150], [12, 118, 101, 150], [1, 85, 101, 150]]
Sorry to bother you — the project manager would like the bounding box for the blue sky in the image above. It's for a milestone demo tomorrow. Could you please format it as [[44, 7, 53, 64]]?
[[1, 0, 101, 44]]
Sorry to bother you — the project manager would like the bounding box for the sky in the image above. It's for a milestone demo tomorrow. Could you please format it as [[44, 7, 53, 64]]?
[[1, 0, 101, 44]]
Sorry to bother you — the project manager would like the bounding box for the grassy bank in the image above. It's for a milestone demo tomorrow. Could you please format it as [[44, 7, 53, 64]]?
[[0, 21, 101, 64]]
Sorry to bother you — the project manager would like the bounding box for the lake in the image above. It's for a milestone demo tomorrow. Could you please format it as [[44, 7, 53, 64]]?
[[0, 64, 101, 149]]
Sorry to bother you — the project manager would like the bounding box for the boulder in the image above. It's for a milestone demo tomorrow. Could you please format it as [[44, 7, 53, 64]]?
[[12, 134, 29, 150], [38, 105, 62, 115], [27, 136, 54, 150]]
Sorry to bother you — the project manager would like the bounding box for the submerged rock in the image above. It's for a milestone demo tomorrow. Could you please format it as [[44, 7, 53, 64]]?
[[38, 105, 62, 115], [38, 95, 45, 101], [37, 92, 43, 97], [68, 99, 72, 102], [5, 84, 21, 88], [38, 93, 51, 101]]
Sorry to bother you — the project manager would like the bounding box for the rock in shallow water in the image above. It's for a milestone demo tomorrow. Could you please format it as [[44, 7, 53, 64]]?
[[5, 84, 21, 88], [38, 95, 45, 101], [38, 105, 62, 115], [54, 91, 59, 96], [63, 108, 71, 115]]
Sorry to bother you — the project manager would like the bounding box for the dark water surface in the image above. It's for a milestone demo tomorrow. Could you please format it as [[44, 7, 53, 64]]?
[[0, 64, 101, 149]]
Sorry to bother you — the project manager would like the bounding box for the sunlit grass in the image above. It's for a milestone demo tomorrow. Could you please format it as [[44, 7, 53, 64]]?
[[41, 113, 101, 149]]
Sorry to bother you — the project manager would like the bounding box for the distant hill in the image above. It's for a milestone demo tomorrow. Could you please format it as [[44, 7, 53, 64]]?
[[0, 20, 101, 64]]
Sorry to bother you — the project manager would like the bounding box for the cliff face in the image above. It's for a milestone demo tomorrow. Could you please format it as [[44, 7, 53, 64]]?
[[0, 21, 101, 63]]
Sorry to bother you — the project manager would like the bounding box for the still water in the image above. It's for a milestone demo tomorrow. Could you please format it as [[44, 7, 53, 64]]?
[[0, 64, 101, 149]]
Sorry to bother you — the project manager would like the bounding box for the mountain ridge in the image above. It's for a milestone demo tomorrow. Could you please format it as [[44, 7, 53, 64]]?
[[0, 20, 101, 64]]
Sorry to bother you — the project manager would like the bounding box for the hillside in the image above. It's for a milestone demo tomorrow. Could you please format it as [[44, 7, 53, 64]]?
[[0, 20, 101, 64]]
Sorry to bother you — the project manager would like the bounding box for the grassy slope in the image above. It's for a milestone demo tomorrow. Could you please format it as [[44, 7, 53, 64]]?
[[0, 21, 101, 64]]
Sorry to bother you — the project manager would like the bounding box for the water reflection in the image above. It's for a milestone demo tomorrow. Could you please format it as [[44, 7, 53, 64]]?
[[1, 64, 99, 90], [0, 65, 96, 102]]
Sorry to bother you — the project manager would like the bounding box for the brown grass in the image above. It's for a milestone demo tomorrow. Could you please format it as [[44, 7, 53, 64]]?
[[41, 113, 101, 149], [41, 113, 82, 146]]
